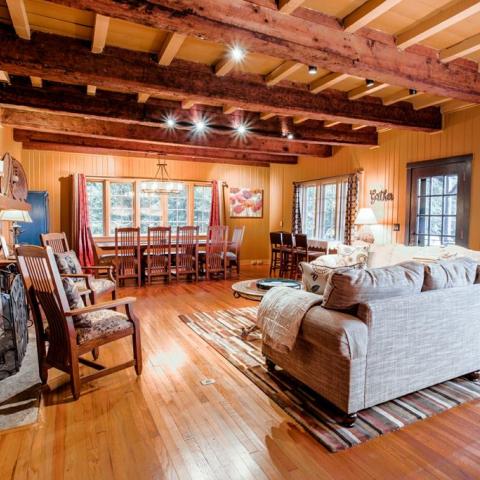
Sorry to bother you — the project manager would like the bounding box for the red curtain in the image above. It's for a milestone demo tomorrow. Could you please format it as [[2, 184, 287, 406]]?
[[209, 180, 220, 229], [75, 174, 95, 266]]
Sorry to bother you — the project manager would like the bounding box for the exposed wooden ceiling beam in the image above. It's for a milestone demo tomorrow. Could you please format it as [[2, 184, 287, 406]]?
[[396, 0, 480, 50], [181, 99, 196, 109], [2, 109, 336, 156], [91, 14, 110, 54], [260, 112, 276, 121], [352, 124, 368, 130], [293, 116, 309, 124], [265, 61, 302, 86], [87, 85, 96, 96], [383, 88, 419, 106], [0, 71, 10, 83], [0, 27, 441, 131], [324, 121, 341, 128], [348, 82, 389, 100], [343, 0, 403, 33], [30, 76, 42, 88], [137, 93, 150, 103], [14, 130, 298, 166], [223, 105, 238, 114], [310, 73, 349, 94], [6, 0, 30, 40], [277, 0, 305, 14], [414, 96, 452, 110], [0, 81, 377, 146], [440, 33, 480, 63], [215, 55, 235, 77], [158, 32, 186, 66], [45, 0, 480, 103], [441, 100, 477, 114]]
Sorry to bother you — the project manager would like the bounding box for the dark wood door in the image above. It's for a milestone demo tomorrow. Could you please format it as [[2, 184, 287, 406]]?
[[406, 156, 471, 247]]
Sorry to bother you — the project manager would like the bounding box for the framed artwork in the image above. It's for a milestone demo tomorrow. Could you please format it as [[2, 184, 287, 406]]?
[[229, 187, 263, 218]]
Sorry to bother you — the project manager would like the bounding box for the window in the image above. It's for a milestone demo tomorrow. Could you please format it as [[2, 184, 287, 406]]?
[[86, 181, 104, 235], [168, 184, 188, 231], [406, 155, 471, 247], [299, 179, 348, 241], [109, 182, 134, 234], [193, 185, 212, 235], [86, 177, 213, 237]]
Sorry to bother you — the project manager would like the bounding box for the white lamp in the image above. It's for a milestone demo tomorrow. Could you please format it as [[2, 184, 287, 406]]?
[[354, 207, 377, 244], [0, 210, 32, 245]]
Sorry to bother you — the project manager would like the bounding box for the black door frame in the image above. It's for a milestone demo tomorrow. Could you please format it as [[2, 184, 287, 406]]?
[[405, 154, 472, 247]]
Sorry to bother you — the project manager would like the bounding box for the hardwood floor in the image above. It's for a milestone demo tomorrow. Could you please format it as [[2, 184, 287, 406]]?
[[2, 265, 480, 479]]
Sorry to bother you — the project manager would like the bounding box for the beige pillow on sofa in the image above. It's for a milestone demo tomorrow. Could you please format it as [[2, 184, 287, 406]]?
[[322, 261, 424, 312], [422, 257, 478, 291]]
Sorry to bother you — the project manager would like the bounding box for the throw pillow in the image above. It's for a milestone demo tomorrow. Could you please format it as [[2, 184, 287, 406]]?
[[300, 261, 364, 295], [422, 257, 478, 291], [54, 250, 83, 281], [336, 244, 370, 267], [322, 261, 424, 312], [62, 277, 91, 328]]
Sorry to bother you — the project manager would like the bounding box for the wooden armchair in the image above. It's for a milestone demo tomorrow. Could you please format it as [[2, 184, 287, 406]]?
[[174, 226, 199, 281], [41, 231, 116, 304], [226, 226, 245, 277], [16, 245, 142, 400], [205, 225, 229, 280], [145, 226, 172, 284]]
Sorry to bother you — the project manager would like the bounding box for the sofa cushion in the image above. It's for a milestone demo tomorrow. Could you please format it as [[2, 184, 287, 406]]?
[[422, 257, 478, 291], [336, 244, 369, 266], [322, 261, 424, 312], [300, 261, 364, 295], [300, 306, 368, 360]]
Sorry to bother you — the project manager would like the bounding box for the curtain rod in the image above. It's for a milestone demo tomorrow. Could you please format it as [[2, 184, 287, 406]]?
[[292, 169, 363, 185], [86, 174, 222, 185]]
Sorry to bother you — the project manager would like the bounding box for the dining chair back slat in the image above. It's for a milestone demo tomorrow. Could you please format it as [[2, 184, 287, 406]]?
[[175, 226, 199, 281], [40, 232, 70, 253], [205, 225, 229, 280], [226, 226, 245, 277], [115, 227, 141, 286], [145, 226, 172, 284]]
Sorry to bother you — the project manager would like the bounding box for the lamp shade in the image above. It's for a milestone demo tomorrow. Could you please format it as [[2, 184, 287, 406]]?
[[0, 210, 33, 223], [355, 207, 377, 225]]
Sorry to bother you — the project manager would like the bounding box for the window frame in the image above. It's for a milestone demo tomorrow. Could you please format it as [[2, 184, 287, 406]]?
[[86, 176, 212, 239]]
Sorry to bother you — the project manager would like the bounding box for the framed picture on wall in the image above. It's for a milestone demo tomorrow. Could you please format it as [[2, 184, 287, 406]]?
[[229, 188, 263, 218]]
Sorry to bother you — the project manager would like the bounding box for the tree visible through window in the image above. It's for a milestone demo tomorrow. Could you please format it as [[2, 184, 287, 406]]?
[[86, 181, 104, 235], [110, 182, 134, 234], [168, 184, 188, 231], [140, 182, 163, 234], [194, 185, 212, 235]]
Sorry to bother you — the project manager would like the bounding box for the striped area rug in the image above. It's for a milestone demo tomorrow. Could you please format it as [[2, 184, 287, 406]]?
[[179, 306, 480, 452]]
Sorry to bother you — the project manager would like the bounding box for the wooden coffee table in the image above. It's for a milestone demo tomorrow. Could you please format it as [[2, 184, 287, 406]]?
[[232, 278, 302, 337]]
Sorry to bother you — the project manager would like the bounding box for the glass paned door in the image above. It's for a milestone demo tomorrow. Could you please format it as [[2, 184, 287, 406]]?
[[407, 158, 470, 247]]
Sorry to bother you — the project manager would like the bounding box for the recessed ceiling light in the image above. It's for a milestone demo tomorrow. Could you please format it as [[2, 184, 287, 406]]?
[[166, 117, 176, 128], [409, 88, 417, 95], [287, 132, 294, 140], [308, 65, 318, 75], [193, 119, 207, 133], [236, 123, 248, 135], [365, 79, 375, 88], [229, 45, 246, 63]]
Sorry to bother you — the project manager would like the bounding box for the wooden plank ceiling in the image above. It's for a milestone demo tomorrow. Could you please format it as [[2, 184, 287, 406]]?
[[0, 0, 478, 165]]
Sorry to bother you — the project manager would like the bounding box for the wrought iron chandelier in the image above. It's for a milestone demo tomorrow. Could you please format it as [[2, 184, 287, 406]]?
[[141, 160, 182, 196]]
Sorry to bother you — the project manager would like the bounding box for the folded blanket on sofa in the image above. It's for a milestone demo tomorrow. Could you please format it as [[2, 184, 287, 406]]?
[[257, 286, 323, 353]]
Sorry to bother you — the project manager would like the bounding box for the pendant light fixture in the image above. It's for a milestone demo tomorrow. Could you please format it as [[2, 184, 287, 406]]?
[[141, 159, 182, 196]]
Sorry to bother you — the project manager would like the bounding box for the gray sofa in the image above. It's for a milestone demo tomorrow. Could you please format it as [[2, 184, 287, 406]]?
[[263, 266, 480, 426]]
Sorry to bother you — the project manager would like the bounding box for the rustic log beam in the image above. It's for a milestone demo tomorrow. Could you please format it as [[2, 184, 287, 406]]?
[[14, 129, 301, 164], [0, 27, 441, 131], [3, 109, 334, 156], [5, 0, 30, 40], [0, 82, 377, 146], [46, 0, 480, 103], [343, 0, 403, 33]]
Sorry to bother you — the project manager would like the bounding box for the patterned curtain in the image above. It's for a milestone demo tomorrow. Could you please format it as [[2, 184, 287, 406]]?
[[292, 183, 302, 234], [344, 173, 359, 245], [71, 173, 95, 266], [209, 180, 220, 229]]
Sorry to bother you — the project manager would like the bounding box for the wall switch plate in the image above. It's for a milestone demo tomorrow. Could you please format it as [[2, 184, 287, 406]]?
[[393, 223, 400, 232]]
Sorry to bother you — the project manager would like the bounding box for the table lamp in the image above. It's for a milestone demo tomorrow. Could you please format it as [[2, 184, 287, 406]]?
[[0, 210, 33, 245], [354, 207, 377, 244]]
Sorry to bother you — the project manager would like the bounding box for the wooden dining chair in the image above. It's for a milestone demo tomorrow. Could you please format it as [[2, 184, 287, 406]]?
[[40, 232, 70, 253], [145, 226, 172, 284], [205, 225, 229, 280], [114, 227, 142, 287], [174, 226, 199, 281], [269, 231, 283, 276], [279, 232, 295, 278], [16, 245, 142, 400], [226, 225, 245, 277], [87, 227, 115, 267]]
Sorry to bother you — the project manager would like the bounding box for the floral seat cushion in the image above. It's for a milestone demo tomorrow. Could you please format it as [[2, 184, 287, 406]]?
[[76, 278, 115, 295], [75, 309, 132, 345]]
